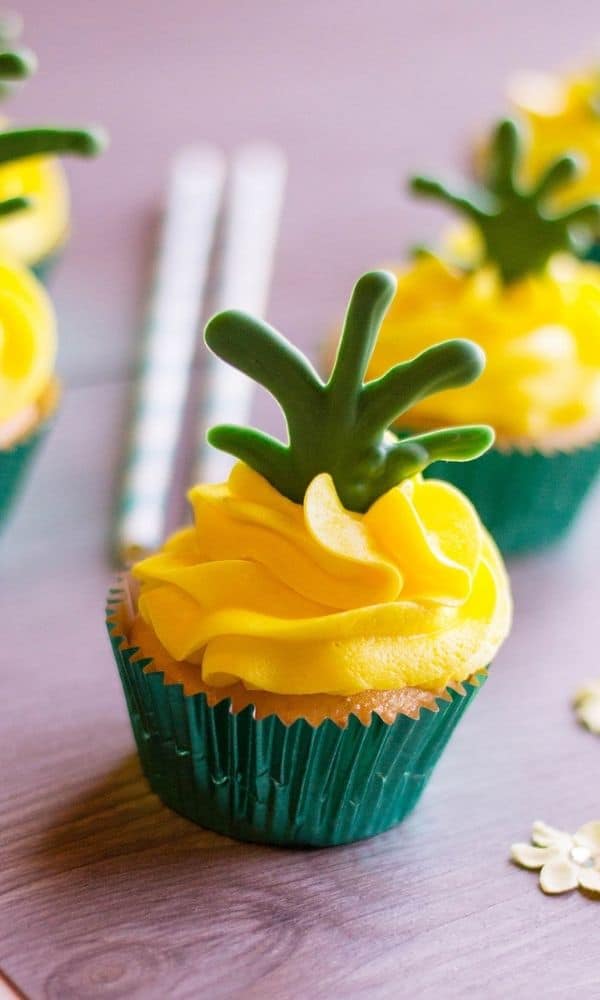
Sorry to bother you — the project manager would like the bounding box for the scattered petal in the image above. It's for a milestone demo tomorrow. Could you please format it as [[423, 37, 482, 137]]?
[[574, 822, 600, 853], [578, 868, 600, 894], [539, 859, 578, 895], [576, 699, 600, 734], [573, 680, 600, 734], [573, 680, 600, 705], [532, 820, 571, 849], [511, 843, 558, 870]]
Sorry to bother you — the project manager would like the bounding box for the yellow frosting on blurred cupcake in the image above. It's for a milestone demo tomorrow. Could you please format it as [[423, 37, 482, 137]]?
[[133, 461, 511, 697], [367, 253, 600, 443], [0, 255, 56, 431], [507, 69, 600, 207], [0, 155, 68, 265]]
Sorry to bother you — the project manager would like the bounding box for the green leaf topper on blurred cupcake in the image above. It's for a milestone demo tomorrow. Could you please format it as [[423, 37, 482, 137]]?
[[362, 120, 600, 552], [477, 63, 600, 254], [107, 269, 512, 846]]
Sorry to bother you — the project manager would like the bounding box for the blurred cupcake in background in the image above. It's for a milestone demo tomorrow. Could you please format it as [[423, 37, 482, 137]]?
[[0, 15, 106, 280], [0, 18, 105, 528], [362, 119, 600, 554], [107, 270, 512, 848]]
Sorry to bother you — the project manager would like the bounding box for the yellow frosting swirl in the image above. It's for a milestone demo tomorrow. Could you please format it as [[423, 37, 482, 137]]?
[[367, 254, 600, 442], [133, 462, 511, 697], [0, 155, 69, 265], [0, 256, 56, 424], [507, 69, 600, 207]]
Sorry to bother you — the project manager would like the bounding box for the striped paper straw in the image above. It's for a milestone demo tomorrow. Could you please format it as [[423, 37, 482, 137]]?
[[115, 145, 225, 564], [193, 143, 287, 485]]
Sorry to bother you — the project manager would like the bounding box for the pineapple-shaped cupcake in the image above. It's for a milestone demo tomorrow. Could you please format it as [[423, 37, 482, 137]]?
[[366, 119, 600, 553], [0, 33, 104, 529], [107, 269, 511, 847]]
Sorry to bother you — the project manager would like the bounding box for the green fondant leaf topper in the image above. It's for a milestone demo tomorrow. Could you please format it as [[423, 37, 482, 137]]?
[[411, 118, 600, 283], [0, 193, 29, 216], [204, 270, 493, 512], [0, 11, 36, 100], [0, 125, 107, 164], [0, 46, 36, 80]]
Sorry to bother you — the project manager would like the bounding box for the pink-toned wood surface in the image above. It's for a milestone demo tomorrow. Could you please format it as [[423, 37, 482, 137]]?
[[2, 2, 600, 997]]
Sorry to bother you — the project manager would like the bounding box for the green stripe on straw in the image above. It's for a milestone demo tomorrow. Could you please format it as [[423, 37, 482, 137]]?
[[114, 146, 226, 565]]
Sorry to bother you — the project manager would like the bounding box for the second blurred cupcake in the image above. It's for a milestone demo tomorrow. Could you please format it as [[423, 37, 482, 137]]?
[[365, 119, 600, 554], [0, 25, 106, 529], [0, 20, 106, 279]]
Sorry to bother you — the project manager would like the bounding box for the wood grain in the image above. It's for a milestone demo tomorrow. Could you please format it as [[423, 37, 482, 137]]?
[[3, 0, 600, 997]]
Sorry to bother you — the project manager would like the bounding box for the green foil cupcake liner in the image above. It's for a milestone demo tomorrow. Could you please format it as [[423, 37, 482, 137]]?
[[31, 248, 62, 284], [107, 587, 487, 848], [0, 420, 49, 529], [423, 438, 600, 555]]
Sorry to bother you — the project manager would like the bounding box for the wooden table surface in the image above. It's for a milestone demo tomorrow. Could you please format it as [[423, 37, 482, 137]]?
[[2, 1, 600, 997]]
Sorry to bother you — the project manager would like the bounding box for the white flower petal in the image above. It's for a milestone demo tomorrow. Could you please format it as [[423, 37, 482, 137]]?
[[540, 859, 579, 895], [575, 698, 600, 734], [532, 820, 571, 849], [578, 868, 600, 894], [574, 822, 600, 852], [573, 680, 600, 703], [511, 843, 558, 870]]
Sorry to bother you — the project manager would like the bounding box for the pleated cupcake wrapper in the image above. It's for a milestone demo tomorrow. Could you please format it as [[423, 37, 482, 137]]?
[[31, 246, 63, 285], [107, 584, 487, 847], [423, 437, 600, 555], [0, 419, 50, 528]]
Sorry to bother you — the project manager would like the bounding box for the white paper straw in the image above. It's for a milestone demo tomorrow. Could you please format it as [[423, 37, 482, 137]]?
[[193, 143, 287, 485], [115, 145, 226, 564]]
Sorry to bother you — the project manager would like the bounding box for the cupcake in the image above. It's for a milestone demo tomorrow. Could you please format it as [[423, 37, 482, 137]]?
[[366, 119, 600, 554], [0, 255, 58, 527], [0, 36, 105, 528], [0, 27, 106, 278], [107, 269, 512, 847]]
